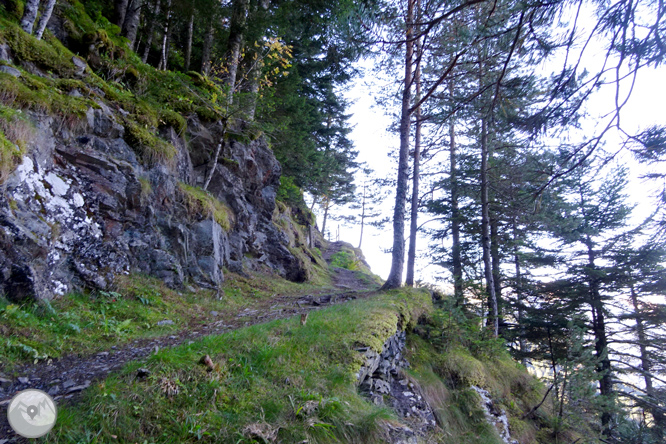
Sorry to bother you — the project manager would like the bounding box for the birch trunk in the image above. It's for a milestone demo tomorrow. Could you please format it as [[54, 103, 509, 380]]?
[[34, 0, 57, 40], [20, 0, 41, 34]]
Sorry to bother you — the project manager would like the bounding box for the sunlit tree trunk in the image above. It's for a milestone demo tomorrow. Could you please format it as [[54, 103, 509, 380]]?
[[34, 0, 57, 40], [226, 0, 249, 102], [383, 0, 415, 290], [157, 0, 172, 70]]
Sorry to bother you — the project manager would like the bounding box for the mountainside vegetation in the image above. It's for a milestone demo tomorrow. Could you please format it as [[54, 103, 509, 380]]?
[[0, 0, 664, 443]]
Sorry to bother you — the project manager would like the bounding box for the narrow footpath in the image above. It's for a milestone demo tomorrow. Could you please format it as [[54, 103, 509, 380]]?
[[0, 256, 379, 442]]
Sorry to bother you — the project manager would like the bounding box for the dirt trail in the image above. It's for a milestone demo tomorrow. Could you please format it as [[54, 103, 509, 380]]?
[[0, 261, 378, 441]]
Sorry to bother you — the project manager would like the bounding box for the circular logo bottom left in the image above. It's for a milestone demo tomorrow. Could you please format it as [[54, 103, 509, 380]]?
[[7, 389, 58, 438]]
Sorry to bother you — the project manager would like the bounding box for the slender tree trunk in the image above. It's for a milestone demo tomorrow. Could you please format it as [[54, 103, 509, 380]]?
[[200, 21, 215, 75], [405, 36, 422, 287], [481, 114, 498, 337], [122, 0, 143, 50], [33, 0, 57, 40], [114, 0, 130, 28], [20, 0, 41, 34], [184, 10, 194, 71], [358, 181, 367, 249], [226, 0, 249, 102], [630, 284, 665, 431], [382, 0, 415, 290], [585, 238, 613, 435], [450, 82, 463, 304], [141, 0, 161, 64], [513, 222, 526, 365], [244, 53, 263, 120], [321, 197, 330, 238], [157, 0, 172, 70], [490, 214, 502, 326]]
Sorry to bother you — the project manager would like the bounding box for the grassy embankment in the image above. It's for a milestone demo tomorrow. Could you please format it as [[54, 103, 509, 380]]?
[[43, 288, 432, 443]]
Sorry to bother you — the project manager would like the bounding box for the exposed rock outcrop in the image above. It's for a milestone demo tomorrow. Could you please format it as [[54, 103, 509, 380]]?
[[357, 331, 437, 443], [0, 110, 314, 301]]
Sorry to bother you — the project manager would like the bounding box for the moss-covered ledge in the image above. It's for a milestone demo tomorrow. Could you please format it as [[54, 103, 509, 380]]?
[[47, 289, 433, 443]]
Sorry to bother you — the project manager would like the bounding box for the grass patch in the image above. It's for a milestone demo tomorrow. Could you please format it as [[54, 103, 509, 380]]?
[[0, 270, 337, 370], [330, 250, 359, 271], [44, 288, 432, 443], [178, 182, 234, 231], [0, 103, 32, 181]]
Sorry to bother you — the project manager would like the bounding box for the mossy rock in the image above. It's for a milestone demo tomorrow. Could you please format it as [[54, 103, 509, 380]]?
[[436, 348, 487, 387], [178, 182, 234, 231]]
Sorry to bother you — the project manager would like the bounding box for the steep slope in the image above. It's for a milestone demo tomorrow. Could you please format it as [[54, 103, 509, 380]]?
[[0, 0, 321, 302]]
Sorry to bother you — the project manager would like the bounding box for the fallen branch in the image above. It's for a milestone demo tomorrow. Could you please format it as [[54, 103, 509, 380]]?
[[522, 384, 554, 420]]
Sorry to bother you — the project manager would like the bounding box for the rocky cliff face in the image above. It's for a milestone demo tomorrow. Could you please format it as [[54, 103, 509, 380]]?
[[0, 108, 314, 302]]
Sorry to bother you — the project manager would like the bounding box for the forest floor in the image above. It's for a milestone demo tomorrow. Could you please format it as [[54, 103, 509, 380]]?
[[0, 245, 380, 442]]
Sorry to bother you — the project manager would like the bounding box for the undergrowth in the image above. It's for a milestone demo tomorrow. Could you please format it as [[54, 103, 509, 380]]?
[[406, 298, 589, 444]]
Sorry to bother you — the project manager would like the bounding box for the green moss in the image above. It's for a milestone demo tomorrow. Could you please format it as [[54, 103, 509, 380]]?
[[0, 20, 77, 77], [178, 183, 234, 231], [437, 348, 488, 387], [0, 103, 32, 182], [0, 128, 22, 182], [123, 117, 177, 164]]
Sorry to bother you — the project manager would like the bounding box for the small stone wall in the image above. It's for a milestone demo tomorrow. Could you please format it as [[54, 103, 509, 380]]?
[[356, 330, 436, 443]]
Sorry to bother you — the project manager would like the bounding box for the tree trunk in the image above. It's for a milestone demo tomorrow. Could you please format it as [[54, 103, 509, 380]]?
[[33, 0, 57, 40], [141, 0, 161, 64], [321, 197, 330, 238], [585, 237, 613, 435], [157, 0, 172, 70], [490, 214, 502, 326], [184, 10, 194, 71], [358, 182, 366, 249], [114, 0, 130, 28], [405, 33, 422, 287], [450, 81, 463, 304], [20, 0, 40, 34], [122, 0, 143, 50], [226, 0, 249, 102], [382, 0, 415, 290], [513, 222, 527, 365], [243, 52, 263, 120], [630, 284, 666, 431], [200, 20, 215, 75], [481, 114, 498, 337]]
